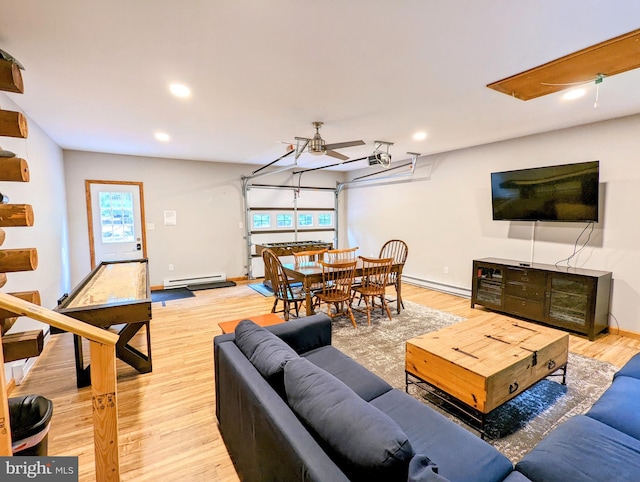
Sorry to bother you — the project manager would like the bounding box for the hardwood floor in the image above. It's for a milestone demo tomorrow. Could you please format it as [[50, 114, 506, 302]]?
[[10, 281, 640, 481]]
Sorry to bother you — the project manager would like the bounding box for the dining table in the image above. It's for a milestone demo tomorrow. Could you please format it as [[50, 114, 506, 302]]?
[[281, 259, 404, 316]]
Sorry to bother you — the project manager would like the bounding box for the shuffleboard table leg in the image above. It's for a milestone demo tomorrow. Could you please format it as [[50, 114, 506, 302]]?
[[115, 321, 152, 373], [74, 334, 91, 388]]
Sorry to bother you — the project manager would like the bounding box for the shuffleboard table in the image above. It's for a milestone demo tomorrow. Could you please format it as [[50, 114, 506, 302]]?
[[55, 259, 153, 388]]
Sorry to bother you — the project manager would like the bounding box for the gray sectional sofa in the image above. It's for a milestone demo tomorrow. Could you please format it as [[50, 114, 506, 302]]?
[[213, 313, 640, 481]]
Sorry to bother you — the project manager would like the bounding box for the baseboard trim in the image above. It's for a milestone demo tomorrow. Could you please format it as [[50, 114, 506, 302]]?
[[614, 328, 640, 340], [402, 275, 471, 298]]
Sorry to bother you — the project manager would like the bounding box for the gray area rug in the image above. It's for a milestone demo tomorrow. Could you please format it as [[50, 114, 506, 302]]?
[[330, 301, 618, 463]]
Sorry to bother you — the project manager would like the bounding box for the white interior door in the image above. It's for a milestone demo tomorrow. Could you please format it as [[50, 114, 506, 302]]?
[[87, 181, 147, 267]]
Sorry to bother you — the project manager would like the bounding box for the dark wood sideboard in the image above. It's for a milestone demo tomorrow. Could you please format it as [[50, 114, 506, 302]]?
[[471, 257, 612, 341]]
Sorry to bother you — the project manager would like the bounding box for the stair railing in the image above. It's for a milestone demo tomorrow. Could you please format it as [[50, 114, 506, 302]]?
[[0, 292, 120, 481]]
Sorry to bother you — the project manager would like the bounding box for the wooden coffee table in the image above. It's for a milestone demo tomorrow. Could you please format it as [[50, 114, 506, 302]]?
[[217, 313, 284, 334], [405, 313, 569, 438]]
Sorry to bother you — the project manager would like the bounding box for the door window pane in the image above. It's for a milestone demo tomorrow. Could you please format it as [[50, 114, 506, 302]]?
[[99, 192, 135, 243]]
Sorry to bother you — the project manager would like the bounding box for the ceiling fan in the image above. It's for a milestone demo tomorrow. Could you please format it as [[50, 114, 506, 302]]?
[[296, 121, 365, 161], [252, 121, 366, 176]]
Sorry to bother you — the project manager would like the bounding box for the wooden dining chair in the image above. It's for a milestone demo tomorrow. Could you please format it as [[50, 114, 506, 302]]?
[[351, 256, 394, 325], [315, 259, 358, 328], [325, 246, 359, 263], [292, 248, 328, 310], [292, 248, 328, 264], [379, 239, 408, 313], [262, 248, 306, 321]]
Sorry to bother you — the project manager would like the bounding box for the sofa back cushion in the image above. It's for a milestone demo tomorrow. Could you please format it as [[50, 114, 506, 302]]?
[[614, 352, 640, 381], [235, 319, 299, 392], [587, 375, 640, 440], [284, 357, 414, 481]]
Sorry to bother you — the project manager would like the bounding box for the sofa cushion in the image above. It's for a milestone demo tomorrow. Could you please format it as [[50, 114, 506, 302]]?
[[284, 357, 414, 481], [408, 455, 450, 482], [587, 375, 640, 440], [234, 319, 298, 390], [370, 389, 513, 482], [303, 345, 392, 401], [501, 472, 533, 482], [516, 415, 640, 482], [614, 352, 640, 381]]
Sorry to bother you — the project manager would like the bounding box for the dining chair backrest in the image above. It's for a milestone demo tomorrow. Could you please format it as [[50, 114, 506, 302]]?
[[358, 256, 393, 293], [293, 248, 328, 264], [262, 248, 295, 300], [319, 259, 357, 302], [379, 240, 408, 283], [325, 246, 359, 263]]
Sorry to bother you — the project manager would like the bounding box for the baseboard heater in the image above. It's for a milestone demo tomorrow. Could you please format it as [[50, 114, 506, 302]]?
[[163, 273, 226, 289], [402, 275, 471, 299]]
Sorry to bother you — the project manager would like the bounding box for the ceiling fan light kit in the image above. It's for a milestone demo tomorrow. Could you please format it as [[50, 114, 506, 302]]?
[[308, 122, 326, 156], [296, 121, 364, 162]]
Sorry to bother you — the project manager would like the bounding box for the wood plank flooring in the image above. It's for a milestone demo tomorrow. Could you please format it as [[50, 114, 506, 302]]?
[[10, 281, 640, 481]]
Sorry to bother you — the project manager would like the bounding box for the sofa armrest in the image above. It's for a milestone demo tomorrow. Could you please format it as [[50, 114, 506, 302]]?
[[267, 313, 332, 354], [214, 340, 349, 481], [214, 313, 332, 355]]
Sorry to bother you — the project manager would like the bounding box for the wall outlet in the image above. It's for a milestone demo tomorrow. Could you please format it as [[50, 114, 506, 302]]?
[[443, 266, 449, 274], [169, 264, 174, 271]]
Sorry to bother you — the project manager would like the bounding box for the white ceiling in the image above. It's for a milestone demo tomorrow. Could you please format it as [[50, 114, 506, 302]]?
[[1, 1, 640, 171]]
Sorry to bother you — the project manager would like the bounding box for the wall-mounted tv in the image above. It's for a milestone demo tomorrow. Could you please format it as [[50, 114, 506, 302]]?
[[491, 160, 599, 222]]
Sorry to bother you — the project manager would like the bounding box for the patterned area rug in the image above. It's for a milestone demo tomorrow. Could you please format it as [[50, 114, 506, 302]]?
[[330, 301, 618, 463]]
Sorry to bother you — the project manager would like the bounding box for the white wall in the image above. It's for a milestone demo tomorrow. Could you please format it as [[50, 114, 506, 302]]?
[[1, 92, 69, 382], [345, 114, 640, 334], [63, 151, 344, 287], [0, 93, 69, 312]]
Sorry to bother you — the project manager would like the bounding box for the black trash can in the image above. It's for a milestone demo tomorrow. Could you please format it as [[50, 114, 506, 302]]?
[[8, 395, 53, 456]]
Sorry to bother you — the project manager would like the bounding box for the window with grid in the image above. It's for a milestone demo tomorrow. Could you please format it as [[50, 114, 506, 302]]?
[[276, 214, 293, 227], [253, 214, 271, 228], [99, 191, 135, 243], [318, 213, 333, 226], [298, 214, 313, 227]]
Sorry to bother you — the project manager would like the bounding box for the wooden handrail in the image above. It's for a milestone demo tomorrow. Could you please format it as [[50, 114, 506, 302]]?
[[0, 292, 120, 481], [0, 293, 118, 345]]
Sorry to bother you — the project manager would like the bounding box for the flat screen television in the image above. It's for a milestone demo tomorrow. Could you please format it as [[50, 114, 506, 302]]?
[[491, 160, 599, 222]]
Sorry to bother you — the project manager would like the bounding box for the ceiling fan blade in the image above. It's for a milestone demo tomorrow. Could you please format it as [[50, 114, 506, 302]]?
[[324, 140, 365, 150], [326, 150, 349, 161]]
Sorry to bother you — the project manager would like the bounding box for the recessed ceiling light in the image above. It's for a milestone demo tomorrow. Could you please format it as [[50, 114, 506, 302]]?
[[562, 88, 586, 101], [169, 83, 191, 98], [413, 131, 427, 141], [155, 132, 170, 142]]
